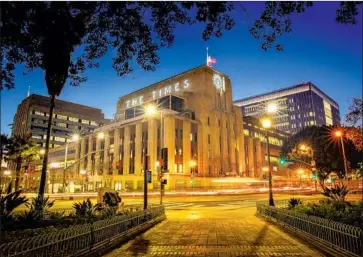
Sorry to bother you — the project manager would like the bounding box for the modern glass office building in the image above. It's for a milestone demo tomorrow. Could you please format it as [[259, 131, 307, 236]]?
[[234, 82, 340, 134]]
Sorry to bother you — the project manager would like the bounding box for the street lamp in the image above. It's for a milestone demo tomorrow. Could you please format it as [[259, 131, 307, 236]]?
[[97, 132, 105, 140], [40, 149, 45, 155], [334, 129, 349, 178], [298, 169, 304, 187], [267, 103, 277, 114], [261, 117, 274, 206]]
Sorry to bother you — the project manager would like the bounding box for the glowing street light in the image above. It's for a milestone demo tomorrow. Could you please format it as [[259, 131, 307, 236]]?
[[4, 170, 11, 176], [261, 118, 272, 129], [72, 134, 80, 142], [189, 160, 197, 168], [267, 103, 277, 113], [145, 104, 157, 116], [260, 116, 274, 206], [333, 129, 348, 177], [39, 149, 45, 155], [97, 132, 105, 140], [299, 144, 307, 151], [50, 162, 60, 168], [80, 169, 87, 175], [155, 161, 160, 167]]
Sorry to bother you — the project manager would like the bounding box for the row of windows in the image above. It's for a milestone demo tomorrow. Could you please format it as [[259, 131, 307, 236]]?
[[32, 134, 67, 142], [31, 110, 100, 126]]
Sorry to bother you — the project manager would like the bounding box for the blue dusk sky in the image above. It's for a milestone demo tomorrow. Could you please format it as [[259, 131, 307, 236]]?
[[1, 2, 362, 135]]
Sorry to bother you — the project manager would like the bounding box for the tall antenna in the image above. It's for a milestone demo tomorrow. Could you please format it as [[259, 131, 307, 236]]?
[[27, 86, 30, 97]]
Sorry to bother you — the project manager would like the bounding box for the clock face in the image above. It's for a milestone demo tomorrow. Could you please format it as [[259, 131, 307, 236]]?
[[213, 74, 224, 91]]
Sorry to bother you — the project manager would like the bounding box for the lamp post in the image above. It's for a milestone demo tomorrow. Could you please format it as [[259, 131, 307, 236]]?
[[334, 130, 349, 178], [80, 169, 87, 192], [298, 169, 304, 187], [50, 162, 60, 193], [261, 117, 274, 206], [63, 134, 80, 193]]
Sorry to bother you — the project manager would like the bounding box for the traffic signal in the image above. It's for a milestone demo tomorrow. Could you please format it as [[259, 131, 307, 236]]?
[[161, 148, 168, 171], [279, 158, 286, 165]]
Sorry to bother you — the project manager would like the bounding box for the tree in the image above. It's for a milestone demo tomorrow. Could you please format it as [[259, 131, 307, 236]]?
[[345, 98, 363, 151], [281, 126, 360, 188], [5, 134, 40, 191]]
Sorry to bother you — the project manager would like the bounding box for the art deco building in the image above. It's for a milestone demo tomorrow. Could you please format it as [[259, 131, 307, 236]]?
[[234, 82, 340, 134], [41, 66, 292, 192]]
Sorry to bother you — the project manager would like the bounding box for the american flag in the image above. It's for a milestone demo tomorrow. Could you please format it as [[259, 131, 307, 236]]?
[[207, 56, 217, 67]]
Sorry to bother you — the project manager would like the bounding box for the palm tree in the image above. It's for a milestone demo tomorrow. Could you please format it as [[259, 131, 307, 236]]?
[[5, 134, 40, 191]]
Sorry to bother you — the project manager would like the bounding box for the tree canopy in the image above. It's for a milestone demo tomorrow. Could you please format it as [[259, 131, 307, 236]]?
[[344, 98, 363, 151], [281, 125, 361, 186]]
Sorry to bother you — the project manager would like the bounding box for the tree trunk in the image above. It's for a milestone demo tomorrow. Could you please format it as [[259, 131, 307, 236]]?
[[38, 94, 56, 197], [14, 156, 22, 191]]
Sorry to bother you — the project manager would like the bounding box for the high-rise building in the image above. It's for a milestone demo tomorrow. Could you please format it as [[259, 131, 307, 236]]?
[[12, 94, 109, 148], [234, 82, 340, 134]]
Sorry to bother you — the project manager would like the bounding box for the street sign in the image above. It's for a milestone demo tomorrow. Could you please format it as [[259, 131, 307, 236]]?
[[147, 170, 152, 183]]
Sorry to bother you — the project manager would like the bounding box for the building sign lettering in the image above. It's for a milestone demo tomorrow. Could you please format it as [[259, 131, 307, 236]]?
[[126, 79, 190, 108]]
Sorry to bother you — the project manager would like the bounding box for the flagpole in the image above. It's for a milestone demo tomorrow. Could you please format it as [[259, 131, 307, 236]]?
[[206, 47, 209, 66]]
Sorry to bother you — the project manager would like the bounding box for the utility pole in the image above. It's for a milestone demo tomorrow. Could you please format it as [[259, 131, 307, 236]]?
[[143, 151, 148, 210]]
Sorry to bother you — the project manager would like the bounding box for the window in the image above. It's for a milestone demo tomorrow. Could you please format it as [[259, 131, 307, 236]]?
[[194, 133, 197, 142], [32, 135, 42, 140], [90, 121, 98, 126], [54, 137, 66, 142], [69, 117, 79, 122], [207, 117, 210, 126], [208, 166, 211, 175], [190, 133, 193, 141], [208, 134, 211, 144], [125, 108, 135, 120], [208, 150, 211, 159], [115, 182, 122, 190], [57, 114, 67, 120], [57, 122, 67, 128], [175, 129, 178, 139], [82, 119, 90, 124], [34, 111, 44, 116]]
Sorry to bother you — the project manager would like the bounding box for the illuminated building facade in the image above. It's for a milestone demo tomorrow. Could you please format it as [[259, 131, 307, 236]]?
[[234, 82, 340, 134]]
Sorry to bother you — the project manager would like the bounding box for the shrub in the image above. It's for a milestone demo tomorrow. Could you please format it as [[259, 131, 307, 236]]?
[[73, 198, 100, 222], [322, 185, 349, 202], [0, 183, 28, 222], [288, 198, 303, 209], [26, 195, 55, 220], [101, 206, 117, 218], [103, 192, 122, 207]]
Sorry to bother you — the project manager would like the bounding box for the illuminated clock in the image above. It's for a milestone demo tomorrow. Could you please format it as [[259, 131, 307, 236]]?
[[213, 74, 224, 92]]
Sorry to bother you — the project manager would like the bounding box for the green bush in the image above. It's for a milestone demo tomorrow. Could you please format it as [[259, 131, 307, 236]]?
[[288, 198, 303, 209], [322, 185, 349, 202], [73, 198, 100, 222], [26, 195, 55, 220], [0, 183, 28, 222]]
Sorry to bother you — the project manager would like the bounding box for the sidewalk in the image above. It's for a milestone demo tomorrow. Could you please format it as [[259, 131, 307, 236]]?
[[105, 206, 324, 257]]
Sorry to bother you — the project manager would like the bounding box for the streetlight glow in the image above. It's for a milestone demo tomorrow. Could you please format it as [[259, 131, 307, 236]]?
[[80, 169, 87, 175], [145, 104, 157, 116], [50, 162, 60, 168], [39, 149, 45, 155], [267, 103, 277, 113], [189, 160, 197, 168], [4, 170, 11, 176], [299, 144, 307, 151], [298, 169, 304, 175], [97, 132, 105, 139], [72, 134, 80, 142], [155, 161, 160, 167], [335, 130, 342, 137], [261, 118, 272, 129]]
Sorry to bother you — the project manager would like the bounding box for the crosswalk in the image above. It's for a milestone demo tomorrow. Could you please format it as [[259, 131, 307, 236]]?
[[162, 200, 258, 209]]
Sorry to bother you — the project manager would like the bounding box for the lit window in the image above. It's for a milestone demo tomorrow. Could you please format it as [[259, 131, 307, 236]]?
[[54, 137, 66, 142], [90, 121, 98, 126], [57, 122, 67, 128], [69, 117, 79, 122], [190, 133, 193, 141], [208, 150, 211, 159], [310, 121, 315, 125], [34, 111, 44, 116], [57, 114, 67, 120], [82, 119, 90, 124], [179, 164, 183, 173], [115, 182, 122, 190], [32, 135, 42, 140]]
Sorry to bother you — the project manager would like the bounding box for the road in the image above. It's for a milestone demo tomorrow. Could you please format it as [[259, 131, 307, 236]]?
[[104, 194, 326, 257]]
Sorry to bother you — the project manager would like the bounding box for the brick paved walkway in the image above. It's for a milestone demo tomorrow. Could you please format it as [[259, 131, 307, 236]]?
[[105, 206, 324, 257]]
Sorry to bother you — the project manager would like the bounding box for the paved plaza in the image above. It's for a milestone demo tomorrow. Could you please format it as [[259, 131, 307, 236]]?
[[105, 204, 325, 257]]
